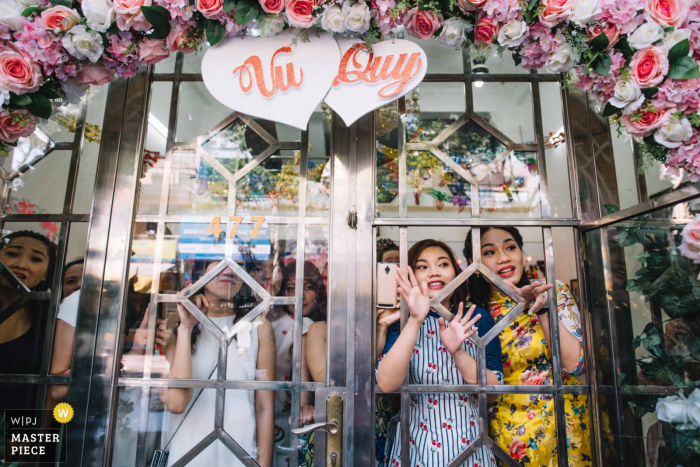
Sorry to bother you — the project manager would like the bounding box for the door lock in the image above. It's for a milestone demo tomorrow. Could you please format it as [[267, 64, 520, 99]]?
[[347, 211, 357, 230]]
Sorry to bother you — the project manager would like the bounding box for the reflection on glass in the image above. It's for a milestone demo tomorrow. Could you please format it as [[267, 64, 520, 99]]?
[[540, 82, 572, 218], [439, 120, 508, 179], [176, 82, 233, 143], [473, 82, 534, 144], [478, 151, 541, 218], [236, 151, 298, 218], [4, 150, 70, 216], [376, 101, 400, 217], [201, 119, 267, 176]]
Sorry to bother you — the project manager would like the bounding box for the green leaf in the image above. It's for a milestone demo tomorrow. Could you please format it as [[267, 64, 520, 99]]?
[[49, 0, 73, 7], [235, 0, 260, 25], [663, 26, 675, 33], [22, 6, 47, 17], [512, 52, 521, 67], [223, 0, 236, 13], [206, 20, 226, 46], [668, 39, 690, 65], [667, 56, 700, 80], [256, 7, 267, 23], [592, 54, 612, 76], [641, 87, 658, 99], [527, 0, 538, 11], [195, 14, 207, 30], [602, 102, 621, 117], [616, 38, 634, 60], [25, 93, 52, 120], [604, 204, 619, 214], [106, 22, 119, 35], [9, 92, 31, 107], [140, 5, 172, 39], [590, 33, 609, 53]]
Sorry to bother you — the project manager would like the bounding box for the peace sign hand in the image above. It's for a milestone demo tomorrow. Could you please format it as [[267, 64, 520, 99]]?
[[395, 267, 430, 324], [437, 303, 481, 356]]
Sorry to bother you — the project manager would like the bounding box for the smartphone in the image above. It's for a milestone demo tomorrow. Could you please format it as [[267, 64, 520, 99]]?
[[377, 262, 399, 309]]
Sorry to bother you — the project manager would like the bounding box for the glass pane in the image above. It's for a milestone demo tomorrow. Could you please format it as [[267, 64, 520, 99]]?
[[540, 82, 572, 219], [307, 106, 331, 216], [611, 120, 640, 210], [473, 82, 534, 144], [5, 150, 71, 215], [439, 119, 508, 178], [407, 82, 466, 143], [405, 33, 464, 74], [176, 82, 233, 143], [482, 49, 529, 75], [236, 150, 298, 218], [183, 45, 207, 74], [376, 101, 400, 217], [154, 51, 177, 73], [167, 153, 230, 216], [40, 101, 81, 144], [478, 151, 541, 218], [567, 394, 594, 466]]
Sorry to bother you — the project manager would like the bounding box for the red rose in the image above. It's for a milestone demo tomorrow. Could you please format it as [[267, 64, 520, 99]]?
[[285, 0, 316, 28], [404, 8, 442, 40], [621, 106, 673, 137], [260, 0, 284, 13], [508, 440, 527, 460], [644, 0, 689, 28], [0, 109, 37, 144], [196, 0, 223, 18], [474, 14, 499, 45], [587, 22, 620, 50], [630, 46, 669, 87]]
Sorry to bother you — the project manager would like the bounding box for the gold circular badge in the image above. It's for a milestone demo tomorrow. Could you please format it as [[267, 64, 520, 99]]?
[[53, 403, 74, 423]]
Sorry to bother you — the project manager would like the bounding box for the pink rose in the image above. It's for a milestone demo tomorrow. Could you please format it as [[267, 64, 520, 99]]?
[[679, 214, 700, 263], [0, 109, 37, 144], [260, 0, 284, 14], [630, 46, 669, 87], [40, 6, 79, 32], [539, 0, 574, 28], [457, 0, 487, 12], [404, 8, 442, 40], [474, 14, 499, 45], [285, 0, 316, 28], [587, 22, 620, 49], [196, 0, 223, 18], [138, 38, 169, 65], [0, 45, 43, 95], [644, 0, 689, 28], [166, 21, 199, 53], [114, 0, 152, 32], [621, 106, 672, 136], [77, 63, 114, 86]]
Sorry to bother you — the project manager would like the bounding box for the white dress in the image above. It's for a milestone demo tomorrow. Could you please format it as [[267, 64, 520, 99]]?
[[271, 313, 313, 467], [163, 315, 260, 466]]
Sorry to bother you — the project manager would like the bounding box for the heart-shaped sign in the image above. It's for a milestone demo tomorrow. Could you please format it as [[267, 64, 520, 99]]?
[[202, 29, 340, 130], [324, 37, 427, 127]]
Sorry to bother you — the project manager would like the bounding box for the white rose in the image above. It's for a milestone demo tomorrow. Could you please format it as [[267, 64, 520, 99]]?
[[437, 18, 468, 48], [0, 0, 24, 30], [570, 0, 601, 26], [545, 43, 579, 73], [654, 117, 693, 148], [657, 392, 700, 430], [663, 28, 691, 50], [497, 19, 528, 47], [81, 0, 115, 33], [258, 14, 285, 38], [608, 80, 644, 115], [17, 0, 40, 7], [60, 78, 89, 105], [628, 21, 665, 50], [321, 4, 344, 33], [62, 25, 104, 63], [342, 1, 370, 34]]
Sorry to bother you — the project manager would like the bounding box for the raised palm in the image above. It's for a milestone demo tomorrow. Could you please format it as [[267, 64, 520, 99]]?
[[395, 267, 430, 323], [438, 303, 482, 355]]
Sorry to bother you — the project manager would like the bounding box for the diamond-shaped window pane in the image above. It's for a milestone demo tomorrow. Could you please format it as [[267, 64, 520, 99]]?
[[236, 150, 298, 217], [201, 119, 270, 177], [439, 120, 508, 178], [166, 153, 229, 216], [478, 152, 541, 218], [407, 151, 471, 216], [2, 130, 54, 175]]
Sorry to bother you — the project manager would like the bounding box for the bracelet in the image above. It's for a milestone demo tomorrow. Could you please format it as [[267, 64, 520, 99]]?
[[534, 305, 549, 316]]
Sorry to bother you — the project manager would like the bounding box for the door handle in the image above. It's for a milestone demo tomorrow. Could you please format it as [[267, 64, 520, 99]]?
[[291, 421, 338, 435]]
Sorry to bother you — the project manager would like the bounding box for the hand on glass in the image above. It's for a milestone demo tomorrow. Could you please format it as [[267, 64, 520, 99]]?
[[289, 405, 316, 426], [395, 267, 430, 324], [177, 295, 209, 330], [132, 306, 167, 350], [377, 307, 400, 328], [437, 303, 481, 355], [507, 280, 552, 313]]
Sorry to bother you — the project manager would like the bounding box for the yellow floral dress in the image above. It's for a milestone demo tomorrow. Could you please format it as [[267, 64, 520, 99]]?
[[488, 281, 592, 467]]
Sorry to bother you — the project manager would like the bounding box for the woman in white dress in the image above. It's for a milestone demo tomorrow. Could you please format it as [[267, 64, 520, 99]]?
[[160, 261, 276, 467]]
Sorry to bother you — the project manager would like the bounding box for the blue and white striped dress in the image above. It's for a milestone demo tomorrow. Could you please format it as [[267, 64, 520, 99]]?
[[380, 308, 503, 467]]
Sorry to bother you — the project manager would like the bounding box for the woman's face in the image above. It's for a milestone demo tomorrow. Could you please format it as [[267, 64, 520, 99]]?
[[381, 249, 400, 264], [285, 274, 318, 316], [203, 262, 243, 300], [412, 246, 456, 300], [480, 229, 524, 286], [0, 237, 50, 290], [62, 263, 83, 298]]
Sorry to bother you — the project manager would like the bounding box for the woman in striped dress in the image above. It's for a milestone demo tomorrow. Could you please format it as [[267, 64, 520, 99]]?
[[377, 239, 503, 467]]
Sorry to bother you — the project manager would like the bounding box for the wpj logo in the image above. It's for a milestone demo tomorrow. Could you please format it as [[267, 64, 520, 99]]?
[[2, 408, 69, 464]]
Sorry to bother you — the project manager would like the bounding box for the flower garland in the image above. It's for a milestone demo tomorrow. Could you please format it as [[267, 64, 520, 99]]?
[[0, 0, 699, 181]]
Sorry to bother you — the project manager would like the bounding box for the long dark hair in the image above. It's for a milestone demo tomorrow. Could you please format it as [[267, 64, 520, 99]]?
[[408, 239, 468, 312], [463, 226, 530, 308], [0, 230, 56, 292], [280, 260, 327, 323]]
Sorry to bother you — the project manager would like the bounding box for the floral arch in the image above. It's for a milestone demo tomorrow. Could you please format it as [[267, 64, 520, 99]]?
[[0, 0, 698, 179]]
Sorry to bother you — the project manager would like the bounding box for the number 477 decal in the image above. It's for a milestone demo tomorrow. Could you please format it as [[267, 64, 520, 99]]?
[[205, 216, 265, 239]]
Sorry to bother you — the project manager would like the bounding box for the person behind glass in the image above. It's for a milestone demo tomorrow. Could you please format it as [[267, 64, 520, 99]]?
[[377, 239, 503, 467], [61, 258, 83, 299], [463, 227, 590, 467], [267, 260, 326, 467], [0, 231, 56, 414], [159, 260, 276, 467]]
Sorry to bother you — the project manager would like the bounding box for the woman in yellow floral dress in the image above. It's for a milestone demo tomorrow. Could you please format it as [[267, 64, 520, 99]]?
[[463, 227, 591, 467]]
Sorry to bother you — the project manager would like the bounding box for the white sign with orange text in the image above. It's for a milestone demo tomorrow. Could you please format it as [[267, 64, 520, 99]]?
[[324, 37, 427, 126], [201, 30, 427, 130], [201, 28, 340, 130]]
